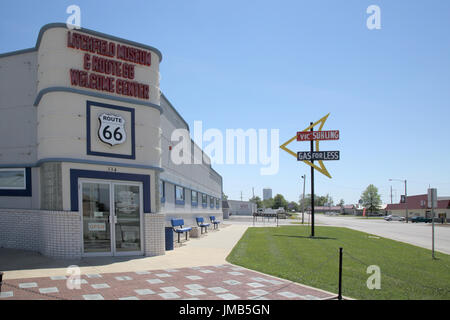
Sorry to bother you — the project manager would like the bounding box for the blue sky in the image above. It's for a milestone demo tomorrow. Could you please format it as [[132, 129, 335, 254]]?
[[1, 0, 449, 204]]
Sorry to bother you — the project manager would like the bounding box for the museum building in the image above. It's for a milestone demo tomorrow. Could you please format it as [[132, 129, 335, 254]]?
[[0, 23, 223, 258]]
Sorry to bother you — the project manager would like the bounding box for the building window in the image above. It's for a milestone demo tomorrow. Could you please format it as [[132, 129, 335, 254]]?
[[160, 180, 165, 203], [216, 198, 220, 209], [191, 190, 198, 206], [0, 168, 32, 197], [210, 196, 214, 208], [0, 168, 26, 190], [175, 185, 185, 205], [202, 193, 207, 208]]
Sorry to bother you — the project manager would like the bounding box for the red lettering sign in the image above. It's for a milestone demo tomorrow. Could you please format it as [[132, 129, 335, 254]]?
[[297, 130, 340, 141], [67, 30, 152, 100]]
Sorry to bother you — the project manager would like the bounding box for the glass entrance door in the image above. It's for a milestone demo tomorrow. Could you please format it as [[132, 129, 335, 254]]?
[[114, 183, 142, 254], [82, 182, 112, 254], [81, 180, 143, 256]]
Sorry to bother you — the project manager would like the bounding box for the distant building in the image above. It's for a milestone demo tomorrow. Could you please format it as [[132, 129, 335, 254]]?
[[227, 200, 257, 216], [386, 194, 450, 222], [263, 188, 272, 200], [342, 205, 356, 215]]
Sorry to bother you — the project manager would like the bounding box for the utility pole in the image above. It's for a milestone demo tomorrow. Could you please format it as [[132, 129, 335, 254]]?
[[240, 191, 243, 201], [389, 178, 408, 223], [390, 186, 393, 204], [252, 187, 255, 199]]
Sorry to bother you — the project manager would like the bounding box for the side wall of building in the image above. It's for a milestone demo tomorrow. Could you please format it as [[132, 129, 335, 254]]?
[[159, 95, 223, 226], [0, 51, 40, 209]]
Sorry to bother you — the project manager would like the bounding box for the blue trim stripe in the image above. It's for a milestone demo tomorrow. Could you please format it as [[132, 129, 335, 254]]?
[[0, 159, 164, 171], [70, 169, 151, 213], [33, 87, 163, 113]]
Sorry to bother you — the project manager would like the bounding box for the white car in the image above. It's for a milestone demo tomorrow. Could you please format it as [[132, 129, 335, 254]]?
[[384, 215, 405, 221]]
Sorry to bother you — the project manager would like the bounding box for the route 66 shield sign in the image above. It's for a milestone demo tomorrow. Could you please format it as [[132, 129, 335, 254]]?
[[98, 113, 126, 146]]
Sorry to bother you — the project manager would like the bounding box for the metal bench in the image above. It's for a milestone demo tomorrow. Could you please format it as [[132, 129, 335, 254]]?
[[170, 218, 192, 243], [195, 217, 210, 234], [209, 216, 221, 230]]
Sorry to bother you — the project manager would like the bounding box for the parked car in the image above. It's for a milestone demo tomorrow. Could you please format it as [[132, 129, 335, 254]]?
[[384, 215, 405, 221], [411, 216, 432, 223], [325, 212, 339, 216]]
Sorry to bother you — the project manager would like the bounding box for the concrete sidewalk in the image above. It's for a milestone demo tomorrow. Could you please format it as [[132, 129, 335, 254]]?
[[1, 223, 249, 280]]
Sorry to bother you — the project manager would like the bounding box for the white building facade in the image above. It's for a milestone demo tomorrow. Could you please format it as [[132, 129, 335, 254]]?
[[0, 23, 222, 258]]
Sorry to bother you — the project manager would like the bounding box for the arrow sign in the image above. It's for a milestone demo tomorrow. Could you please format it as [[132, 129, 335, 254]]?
[[297, 130, 339, 141], [297, 151, 340, 161]]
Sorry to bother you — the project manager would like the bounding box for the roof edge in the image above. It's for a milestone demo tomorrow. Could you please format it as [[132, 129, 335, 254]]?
[[0, 22, 163, 62]]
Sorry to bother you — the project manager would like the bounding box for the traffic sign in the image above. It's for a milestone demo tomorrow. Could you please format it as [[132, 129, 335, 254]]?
[[297, 151, 340, 161], [297, 130, 339, 141]]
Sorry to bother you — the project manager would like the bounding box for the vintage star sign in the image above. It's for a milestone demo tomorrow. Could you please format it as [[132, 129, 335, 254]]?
[[279, 113, 333, 178]]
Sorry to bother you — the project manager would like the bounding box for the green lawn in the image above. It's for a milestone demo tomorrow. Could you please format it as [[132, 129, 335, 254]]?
[[226, 226, 450, 300]]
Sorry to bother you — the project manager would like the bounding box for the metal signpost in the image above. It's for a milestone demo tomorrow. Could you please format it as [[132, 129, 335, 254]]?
[[280, 113, 340, 237]]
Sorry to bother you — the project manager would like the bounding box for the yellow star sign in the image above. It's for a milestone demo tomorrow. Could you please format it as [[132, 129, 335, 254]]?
[[280, 113, 333, 179]]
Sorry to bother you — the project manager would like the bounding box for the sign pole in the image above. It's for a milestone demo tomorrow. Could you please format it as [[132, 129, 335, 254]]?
[[428, 188, 437, 259], [432, 204, 435, 259], [310, 122, 315, 237]]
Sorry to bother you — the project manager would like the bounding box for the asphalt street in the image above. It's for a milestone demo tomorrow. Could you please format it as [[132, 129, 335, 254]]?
[[226, 215, 450, 255], [313, 214, 450, 255]]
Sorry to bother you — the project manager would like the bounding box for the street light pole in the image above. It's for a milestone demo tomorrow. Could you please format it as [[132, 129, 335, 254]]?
[[389, 178, 408, 223]]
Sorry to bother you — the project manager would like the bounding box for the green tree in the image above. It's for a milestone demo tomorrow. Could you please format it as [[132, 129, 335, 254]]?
[[338, 199, 345, 207], [249, 196, 262, 208], [272, 194, 288, 210], [288, 201, 299, 212], [361, 184, 382, 213], [262, 198, 274, 209], [299, 193, 334, 209]]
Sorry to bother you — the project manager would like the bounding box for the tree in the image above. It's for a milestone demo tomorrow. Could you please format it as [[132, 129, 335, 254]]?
[[299, 193, 334, 209], [272, 194, 288, 210], [249, 196, 262, 208], [361, 184, 382, 213], [288, 201, 299, 212], [338, 199, 345, 207], [262, 198, 274, 209], [222, 192, 228, 201]]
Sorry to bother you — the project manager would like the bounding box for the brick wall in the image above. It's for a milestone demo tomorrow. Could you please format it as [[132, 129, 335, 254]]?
[[0, 209, 81, 259], [0, 210, 167, 259], [143, 213, 165, 257]]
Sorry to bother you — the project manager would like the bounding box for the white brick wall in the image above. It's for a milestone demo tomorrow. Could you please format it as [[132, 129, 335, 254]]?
[[0, 209, 167, 259], [0, 209, 81, 259], [143, 213, 165, 257]]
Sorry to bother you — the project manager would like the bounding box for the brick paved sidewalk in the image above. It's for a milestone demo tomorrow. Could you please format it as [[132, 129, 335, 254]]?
[[0, 264, 335, 300]]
